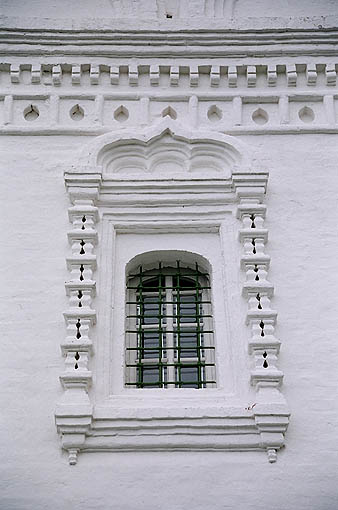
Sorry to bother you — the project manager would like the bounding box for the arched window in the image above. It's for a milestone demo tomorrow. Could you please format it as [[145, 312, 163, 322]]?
[[125, 261, 216, 388]]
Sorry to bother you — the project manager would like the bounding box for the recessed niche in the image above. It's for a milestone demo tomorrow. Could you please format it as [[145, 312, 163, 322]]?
[[70, 104, 84, 121], [298, 106, 315, 123], [23, 104, 39, 121], [207, 105, 222, 122], [161, 106, 177, 120], [114, 105, 129, 122], [252, 108, 269, 125]]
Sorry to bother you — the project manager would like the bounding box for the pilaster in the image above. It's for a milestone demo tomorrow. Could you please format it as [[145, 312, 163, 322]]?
[[235, 174, 290, 463], [55, 171, 102, 465]]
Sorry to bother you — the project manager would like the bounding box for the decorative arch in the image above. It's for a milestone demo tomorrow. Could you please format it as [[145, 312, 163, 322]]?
[[78, 118, 252, 179]]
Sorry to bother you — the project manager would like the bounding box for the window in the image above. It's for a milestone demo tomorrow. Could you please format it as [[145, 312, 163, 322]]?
[[58, 121, 288, 465], [125, 261, 216, 389]]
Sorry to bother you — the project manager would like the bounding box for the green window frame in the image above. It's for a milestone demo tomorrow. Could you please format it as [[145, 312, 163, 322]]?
[[125, 261, 216, 388]]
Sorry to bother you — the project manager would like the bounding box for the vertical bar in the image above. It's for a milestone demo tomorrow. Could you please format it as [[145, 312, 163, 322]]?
[[166, 274, 175, 386], [4, 95, 13, 125], [195, 263, 202, 388], [279, 95, 289, 125], [324, 95, 335, 125], [137, 266, 143, 388], [203, 280, 214, 387], [140, 96, 150, 126], [233, 96, 242, 125], [158, 262, 163, 388], [176, 261, 181, 387]]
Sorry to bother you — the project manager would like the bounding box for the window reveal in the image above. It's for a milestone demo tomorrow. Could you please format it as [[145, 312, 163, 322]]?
[[126, 262, 216, 388]]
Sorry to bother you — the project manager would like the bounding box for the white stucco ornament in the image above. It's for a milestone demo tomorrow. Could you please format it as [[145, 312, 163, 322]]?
[[56, 120, 289, 465]]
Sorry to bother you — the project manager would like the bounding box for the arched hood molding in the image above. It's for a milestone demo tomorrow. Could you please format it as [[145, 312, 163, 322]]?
[[78, 118, 253, 178]]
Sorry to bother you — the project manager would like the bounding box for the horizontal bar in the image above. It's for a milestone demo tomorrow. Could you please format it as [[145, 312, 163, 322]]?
[[125, 381, 216, 386], [128, 273, 209, 278], [126, 286, 211, 290], [126, 363, 215, 367], [127, 314, 212, 319], [126, 330, 213, 334], [126, 300, 212, 304], [126, 346, 215, 350]]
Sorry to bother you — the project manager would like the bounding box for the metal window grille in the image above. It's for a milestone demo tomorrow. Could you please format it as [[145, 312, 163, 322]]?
[[125, 261, 216, 388]]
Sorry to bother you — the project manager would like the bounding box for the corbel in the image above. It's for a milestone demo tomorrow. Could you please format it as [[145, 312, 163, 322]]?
[[31, 64, 41, 84], [286, 64, 297, 87], [128, 64, 139, 86], [189, 65, 199, 87], [325, 63, 336, 86], [110, 65, 120, 85], [90, 64, 100, 85], [247, 65, 256, 87], [210, 65, 220, 87], [10, 64, 20, 83], [267, 65, 277, 87], [52, 64, 62, 86], [150, 64, 160, 86], [306, 63, 317, 86], [72, 64, 81, 85], [228, 66, 237, 87], [169, 65, 179, 86]]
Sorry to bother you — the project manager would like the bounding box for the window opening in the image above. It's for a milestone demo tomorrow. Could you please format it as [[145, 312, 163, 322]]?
[[125, 261, 216, 389]]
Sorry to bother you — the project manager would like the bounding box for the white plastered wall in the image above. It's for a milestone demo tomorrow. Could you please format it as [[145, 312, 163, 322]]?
[[1, 130, 338, 509], [1, 0, 338, 507]]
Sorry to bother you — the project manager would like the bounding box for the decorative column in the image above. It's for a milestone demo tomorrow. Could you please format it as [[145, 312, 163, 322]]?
[[55, 171, 101, 465], [234, 173, 290, 463]]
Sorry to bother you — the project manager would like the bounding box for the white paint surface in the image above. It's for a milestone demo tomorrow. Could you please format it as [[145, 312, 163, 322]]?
[[1, 1, 338, 508], [2, 130, 338, 509]]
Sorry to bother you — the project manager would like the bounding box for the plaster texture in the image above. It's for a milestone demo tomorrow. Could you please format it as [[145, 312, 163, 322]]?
[[1, 1, 338, 509]]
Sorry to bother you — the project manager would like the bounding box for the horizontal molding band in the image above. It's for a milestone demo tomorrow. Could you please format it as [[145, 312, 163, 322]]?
[[0, 63, 337, 88], [2, 127, 338, 136]]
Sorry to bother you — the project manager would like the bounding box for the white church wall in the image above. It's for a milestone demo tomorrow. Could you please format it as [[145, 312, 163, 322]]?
[[1, 130, 337, 509], [1, 2, 338, 508], [2, 0, 338, 19]]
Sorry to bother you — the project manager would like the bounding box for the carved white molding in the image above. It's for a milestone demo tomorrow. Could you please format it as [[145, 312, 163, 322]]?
[[79, 117, 249, 175], [1, 62, 337, 89], [1, 90, 337, 136], [55, 192, 100, 466], [235, 181, 289, 462], [1, 16, 338, 57], [55, 121, 289, 465]]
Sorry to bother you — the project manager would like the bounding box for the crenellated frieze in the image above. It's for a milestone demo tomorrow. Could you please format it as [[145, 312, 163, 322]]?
[[1, 62, 336, 89]]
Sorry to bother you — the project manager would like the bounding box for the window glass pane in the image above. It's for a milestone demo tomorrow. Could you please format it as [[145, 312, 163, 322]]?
[[177, 294, 200, 323], [179, 366, 199, 388], [174, 276, 198, 289], [138, 365, 167, 388], [176, 331, 199, 357], [139, 331, 163, 359], [141, 296, 161, 324]]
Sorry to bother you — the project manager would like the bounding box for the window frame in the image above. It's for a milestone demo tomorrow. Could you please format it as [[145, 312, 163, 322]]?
[[125, 263, 216, 389], [56, 122, 289, 466]]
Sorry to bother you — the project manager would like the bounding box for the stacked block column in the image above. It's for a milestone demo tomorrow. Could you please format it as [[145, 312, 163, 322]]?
[[55, 173, 101, 465], [235, 177, 289, 463]]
